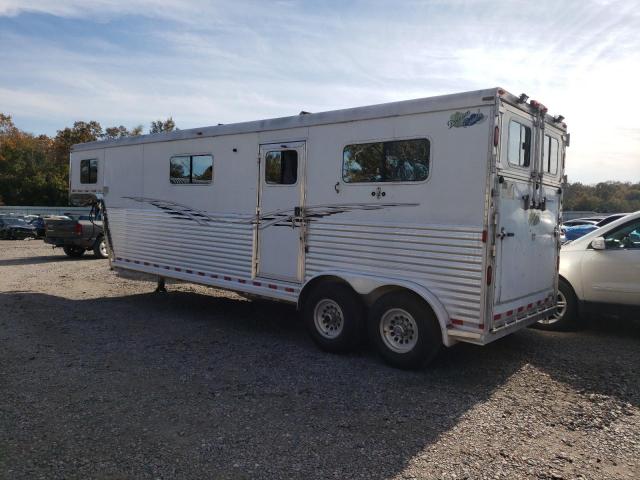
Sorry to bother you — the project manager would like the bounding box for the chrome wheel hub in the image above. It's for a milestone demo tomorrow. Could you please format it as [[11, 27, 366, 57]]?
[[539, 290, 566, 325], [380, 308, 418, 354], [313, 299, 344, 339]]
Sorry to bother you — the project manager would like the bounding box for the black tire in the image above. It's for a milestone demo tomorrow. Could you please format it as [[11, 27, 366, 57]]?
[[303, 282, 365, 353], [63, 246, 85, 258], [533, 278, 579, 331], [368, 291, 442, 369], [93, 237, 109, 259]]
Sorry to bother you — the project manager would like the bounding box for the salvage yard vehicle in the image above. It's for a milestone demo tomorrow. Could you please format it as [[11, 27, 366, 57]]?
[[69, 87, 568, 368], [562, 213, 629, 242], [0, 217, 38, 240], [537, 211, 640, 331], [28, 216, 46, 238], [44, 213, 108, 258]]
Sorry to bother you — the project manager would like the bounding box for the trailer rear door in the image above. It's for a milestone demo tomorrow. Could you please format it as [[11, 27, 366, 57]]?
[[493, 107, 561, 309]]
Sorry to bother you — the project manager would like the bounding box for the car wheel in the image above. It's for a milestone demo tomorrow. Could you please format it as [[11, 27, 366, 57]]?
[[93, 237, 109, 259], [534, 279, 578, 331], [368, 291, 442, 370], [63, 246, 85, 258], [303, 282, 365, 353]]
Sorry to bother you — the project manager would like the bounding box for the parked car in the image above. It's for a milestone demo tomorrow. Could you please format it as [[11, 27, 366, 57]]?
[[537, 211, 640, 330], [28, 216, 47, 237], [0, 217, 38, 239], [561, 218, 601, 228], [563, 213, 630, 242], [44, 213, 108, 258]]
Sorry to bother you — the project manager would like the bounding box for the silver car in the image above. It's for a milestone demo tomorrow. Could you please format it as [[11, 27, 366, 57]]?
[[537, 211, 640, 330]]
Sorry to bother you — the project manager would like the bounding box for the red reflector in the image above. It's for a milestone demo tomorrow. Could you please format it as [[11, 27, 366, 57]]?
[[486, 265, 492, 285], [493, 126, 499, 147], [481, 229, 488, 243], [74, 223, 83, 235], [451, 319, 464, 326]]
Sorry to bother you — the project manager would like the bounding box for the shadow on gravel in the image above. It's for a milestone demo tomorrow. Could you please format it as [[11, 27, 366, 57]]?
[[1, 289, 638, 479], [524, 316, 640, 409], [0, 254, 102, 266]]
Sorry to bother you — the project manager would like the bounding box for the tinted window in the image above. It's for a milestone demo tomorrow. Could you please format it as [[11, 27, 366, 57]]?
[[170, 154, 213, 184], [265, 150, 298, 185], [543, 135, 559, 174], [192, 155, 213, 184], [80, 159, 98, 184], [507, 121, 531, 168], [342, 138, 430, 183], [603, 219, 640, 249], [597, 215, 620, 227]]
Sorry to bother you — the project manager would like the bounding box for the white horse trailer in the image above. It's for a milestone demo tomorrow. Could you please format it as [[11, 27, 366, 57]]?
[[70, 88, 568, 368]]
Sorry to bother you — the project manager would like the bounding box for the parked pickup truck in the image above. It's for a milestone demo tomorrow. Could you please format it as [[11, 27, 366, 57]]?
[[44, 214, 108, 259]]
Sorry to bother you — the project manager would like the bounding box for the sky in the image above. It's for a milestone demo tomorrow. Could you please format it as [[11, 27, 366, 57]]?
[[0, 0, 639, 184]]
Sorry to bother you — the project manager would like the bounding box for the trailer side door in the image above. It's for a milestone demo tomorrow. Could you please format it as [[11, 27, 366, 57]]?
[[256, 141, 306, 282]]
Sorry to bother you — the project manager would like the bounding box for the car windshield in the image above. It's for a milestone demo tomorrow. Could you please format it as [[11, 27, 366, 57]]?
[[596, 214, 626, 227]]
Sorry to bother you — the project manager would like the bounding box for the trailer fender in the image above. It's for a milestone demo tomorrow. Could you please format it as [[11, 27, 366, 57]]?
[[299, 271, 454, 347]]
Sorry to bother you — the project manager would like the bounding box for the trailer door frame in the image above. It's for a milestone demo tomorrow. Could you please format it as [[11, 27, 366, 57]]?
[[256, 141, 307, 282]]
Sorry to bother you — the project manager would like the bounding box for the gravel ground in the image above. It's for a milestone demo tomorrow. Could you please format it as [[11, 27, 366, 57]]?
[[0, 240, 638, 480]]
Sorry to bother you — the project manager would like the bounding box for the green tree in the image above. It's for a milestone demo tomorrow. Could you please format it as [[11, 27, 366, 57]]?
[[103, 125, 144, 139], [150, 117, 177, 134]]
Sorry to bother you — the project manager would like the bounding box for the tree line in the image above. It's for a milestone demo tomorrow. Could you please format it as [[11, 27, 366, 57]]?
[[563, 181, 640, 213], [1, 113, 638, 211], [0, 114, 176, 205]]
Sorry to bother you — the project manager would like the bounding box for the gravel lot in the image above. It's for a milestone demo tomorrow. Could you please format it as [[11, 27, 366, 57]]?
[[1, 240, 638, 480]]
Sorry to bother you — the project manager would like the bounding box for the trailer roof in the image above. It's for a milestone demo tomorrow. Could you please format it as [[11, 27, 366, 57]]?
[[72, 87, 564, 152]]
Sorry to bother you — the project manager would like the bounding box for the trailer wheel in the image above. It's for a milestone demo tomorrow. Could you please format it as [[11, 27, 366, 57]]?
[[368, 291, 441, 369], [533, 279, 579, 331], [63, 246, 85, 258], [93, 237, 109, 259], [303, 282, 364, 353]]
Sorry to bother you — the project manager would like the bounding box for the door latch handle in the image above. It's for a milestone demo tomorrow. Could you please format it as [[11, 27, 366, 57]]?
[[498, 228, 515, 240]]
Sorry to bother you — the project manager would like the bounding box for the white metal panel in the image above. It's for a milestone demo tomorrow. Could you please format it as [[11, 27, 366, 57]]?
[[69, 149, 105, 194], [305, 220, 485, 327], [109, 208, 254, 278]]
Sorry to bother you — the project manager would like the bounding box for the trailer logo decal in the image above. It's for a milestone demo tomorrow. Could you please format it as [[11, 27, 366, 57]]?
[[447, 110, 485, 128]]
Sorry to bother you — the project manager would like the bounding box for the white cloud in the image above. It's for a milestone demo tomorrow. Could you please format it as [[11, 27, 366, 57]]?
[[0, 0, 639, 183]]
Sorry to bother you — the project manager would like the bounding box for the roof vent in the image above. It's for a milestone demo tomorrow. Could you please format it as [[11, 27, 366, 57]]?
[[299, 111, 311, 115]]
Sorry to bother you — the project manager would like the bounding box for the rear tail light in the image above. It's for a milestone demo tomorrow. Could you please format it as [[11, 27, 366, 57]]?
[[74, 223, 83, 236], [486, 265, 493, 285]]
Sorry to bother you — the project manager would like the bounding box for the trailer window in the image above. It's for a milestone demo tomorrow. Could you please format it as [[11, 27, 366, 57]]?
[[543, 135, 559, 174], [170, 154, 213, 184], [265, 150, 298, 185], [507, 120, 531, 168], [342, 138, 430, 183], [80, 159, 98, 184]]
